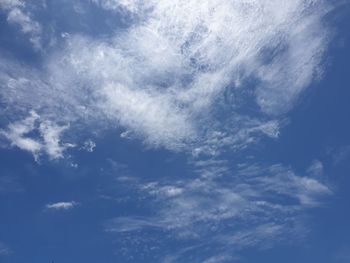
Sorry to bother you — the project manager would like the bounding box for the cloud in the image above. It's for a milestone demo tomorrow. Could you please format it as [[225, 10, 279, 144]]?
[[106, 216, 163, 233], [330, 145, 350, 165], [46, 201, 78, 210], [0, 0, 332, 154], [0, 2, 337, 261], [0, 0, 42, 49], [142, 182, 184, 197], [307, 159, 324, 177], [249, 164, 331, 207], [0, 111, 73, 160], [201, 255, 235, 263], [90, 0, 330, 116], [39, 120, 73, 159], [91, 0, 143, 13], [0, 111, 42, 157], [334, 245, 350, 263], [105, 162, 331, 261], [82, 139, 96, 152], [0, 242, 11, 255]]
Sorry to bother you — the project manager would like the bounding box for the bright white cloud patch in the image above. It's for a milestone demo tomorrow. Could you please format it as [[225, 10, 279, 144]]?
[[0, 0, 332, 153], [0, 111, 73, 160], [46, 201, 78, 210]]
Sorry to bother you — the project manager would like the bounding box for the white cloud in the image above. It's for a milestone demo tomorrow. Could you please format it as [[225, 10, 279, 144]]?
[[92, 0, 142, 13], [0, 0, 332, 153], [0, 111, 73, 160], [0, 0, 42, 49], [0, 2, 338, 261], [0, 111, 42, 158], [201, 255, 235, 263], [250, 164, 332, 207], [106, 162, 331, 260], [307, 159, 324, 176], [106, 216, 163, 233], [82, 139, 96, 152], [39, 121, 73, 159], [0, 0, 23, 9], [143, 182, 184, 197], [46, 201, 78, 210]]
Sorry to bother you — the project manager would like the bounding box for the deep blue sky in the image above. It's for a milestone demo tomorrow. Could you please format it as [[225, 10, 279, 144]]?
[[0, 1, 350, 263]]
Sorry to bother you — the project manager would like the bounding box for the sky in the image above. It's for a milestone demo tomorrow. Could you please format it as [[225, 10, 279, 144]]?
[[0, 1, 350, 262]]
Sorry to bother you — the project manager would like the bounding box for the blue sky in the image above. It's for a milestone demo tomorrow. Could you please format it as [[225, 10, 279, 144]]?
[[0, 1, 350, 262]]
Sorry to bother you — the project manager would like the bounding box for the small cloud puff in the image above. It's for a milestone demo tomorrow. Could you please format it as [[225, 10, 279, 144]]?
[[82, 139, 96, 152], [0, 111, 74, 161], [46, 201, 78, 210]]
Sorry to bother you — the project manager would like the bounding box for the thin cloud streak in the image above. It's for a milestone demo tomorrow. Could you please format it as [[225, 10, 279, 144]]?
[[46, 201, 78, 210]]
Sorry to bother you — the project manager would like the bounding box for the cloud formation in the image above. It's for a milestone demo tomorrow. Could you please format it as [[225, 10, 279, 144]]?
[[105, 162, 332, 261], [0, 0, 42, 49], [0, 0, 332, 154], [46, 201, 78, 210], [0, 1, 336, 262], [0, 111, 73, 160]]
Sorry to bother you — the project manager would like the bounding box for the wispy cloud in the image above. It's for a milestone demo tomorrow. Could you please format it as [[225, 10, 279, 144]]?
[[0, 111, 42, 158], [92, 0, 143, 13], [0, 0, 332, 154], [0, 0, 42, 49], [307, 159, 324, 177], [82, 139, 96, 152], [45, 201, 78, 210], [0, 1, 337, 261], [334, 245, 350, 263], [105, 162, 331, 261], [0, 111, 74, 160], [330, 145, 350, 166], [0, 242, 11, 255]]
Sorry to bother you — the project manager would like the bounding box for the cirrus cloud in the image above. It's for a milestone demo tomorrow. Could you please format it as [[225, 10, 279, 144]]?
[[0, 0, 332, 154]]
